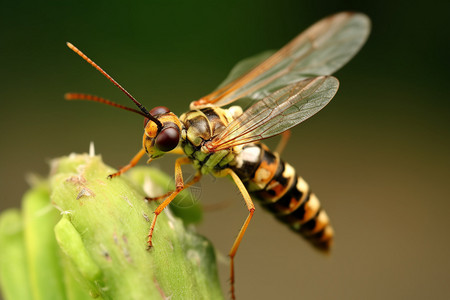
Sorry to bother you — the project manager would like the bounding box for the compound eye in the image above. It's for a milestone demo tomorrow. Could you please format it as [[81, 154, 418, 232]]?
[[150, 106, 170, 116], [155, 127, 180, 152]]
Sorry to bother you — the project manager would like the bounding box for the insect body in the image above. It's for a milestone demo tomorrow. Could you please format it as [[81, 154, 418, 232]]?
[[66, 12, 370, 299], [181, 104, 333, 249]]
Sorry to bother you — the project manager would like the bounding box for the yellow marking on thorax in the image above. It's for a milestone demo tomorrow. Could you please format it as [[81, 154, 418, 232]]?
[[212, 107, 232, 125]]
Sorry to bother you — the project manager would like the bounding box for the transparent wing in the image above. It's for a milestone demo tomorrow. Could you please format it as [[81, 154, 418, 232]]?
[[190, 12, 369, 110], [207, 76, 339, 151]]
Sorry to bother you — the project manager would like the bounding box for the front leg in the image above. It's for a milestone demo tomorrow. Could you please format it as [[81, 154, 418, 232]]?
[[108, 148, 146, 179], [146, 172, 201, 202], [147, 157, 199, 248]]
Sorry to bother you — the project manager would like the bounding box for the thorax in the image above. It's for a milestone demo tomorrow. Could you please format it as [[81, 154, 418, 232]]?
[[179, 106, 242, 174]]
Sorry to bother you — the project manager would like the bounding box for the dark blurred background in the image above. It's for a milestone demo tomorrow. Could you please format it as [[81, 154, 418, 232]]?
[[1, 0, 449, 299]]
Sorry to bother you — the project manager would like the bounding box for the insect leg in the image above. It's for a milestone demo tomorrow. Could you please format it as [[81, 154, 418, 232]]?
[[147, 157, 197, 248], [274, 129, 291, 155], [146, 171, 201, 201], [108, 148, 146, 178], [218, 168, 255, 300]]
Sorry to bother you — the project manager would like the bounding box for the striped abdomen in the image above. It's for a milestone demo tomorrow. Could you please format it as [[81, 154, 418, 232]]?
[[231, 143, 333, 251]]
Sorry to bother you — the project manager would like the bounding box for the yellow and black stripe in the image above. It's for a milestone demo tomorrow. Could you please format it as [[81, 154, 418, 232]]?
[[232, 143, 333, 251], [180, 108, 333, 250]]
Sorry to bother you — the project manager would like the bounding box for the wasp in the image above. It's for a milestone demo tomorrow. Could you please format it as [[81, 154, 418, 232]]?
[[66, 12, 370, 299]]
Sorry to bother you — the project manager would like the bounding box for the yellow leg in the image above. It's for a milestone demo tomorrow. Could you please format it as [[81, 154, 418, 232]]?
[[146, 172, 201, 201], [147, 157, 195, 248], [217, 168, 255, 300], [275, 129, 291, 155], [108, 148, 146, 178]]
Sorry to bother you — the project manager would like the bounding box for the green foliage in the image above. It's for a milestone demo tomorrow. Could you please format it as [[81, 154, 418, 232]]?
[[0, 153, 222, 300]]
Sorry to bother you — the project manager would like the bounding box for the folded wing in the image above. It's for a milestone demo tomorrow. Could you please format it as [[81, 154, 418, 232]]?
[[208, 76, 339, 151], [191, 12, 369, 109]]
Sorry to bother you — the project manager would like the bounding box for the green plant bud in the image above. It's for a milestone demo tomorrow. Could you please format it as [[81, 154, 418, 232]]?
[[0, 153, 223, 300]]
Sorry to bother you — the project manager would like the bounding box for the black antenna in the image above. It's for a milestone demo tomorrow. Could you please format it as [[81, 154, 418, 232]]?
[[66, 42, 162, 130]]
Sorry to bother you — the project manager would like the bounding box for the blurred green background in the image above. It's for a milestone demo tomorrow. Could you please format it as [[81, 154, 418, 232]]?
[[1, 0, 449, 299]]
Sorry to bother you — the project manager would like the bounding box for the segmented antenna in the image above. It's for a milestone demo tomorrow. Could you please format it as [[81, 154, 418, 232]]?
[[64, 93, 149, 117], [66, 42, 162, 129]]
